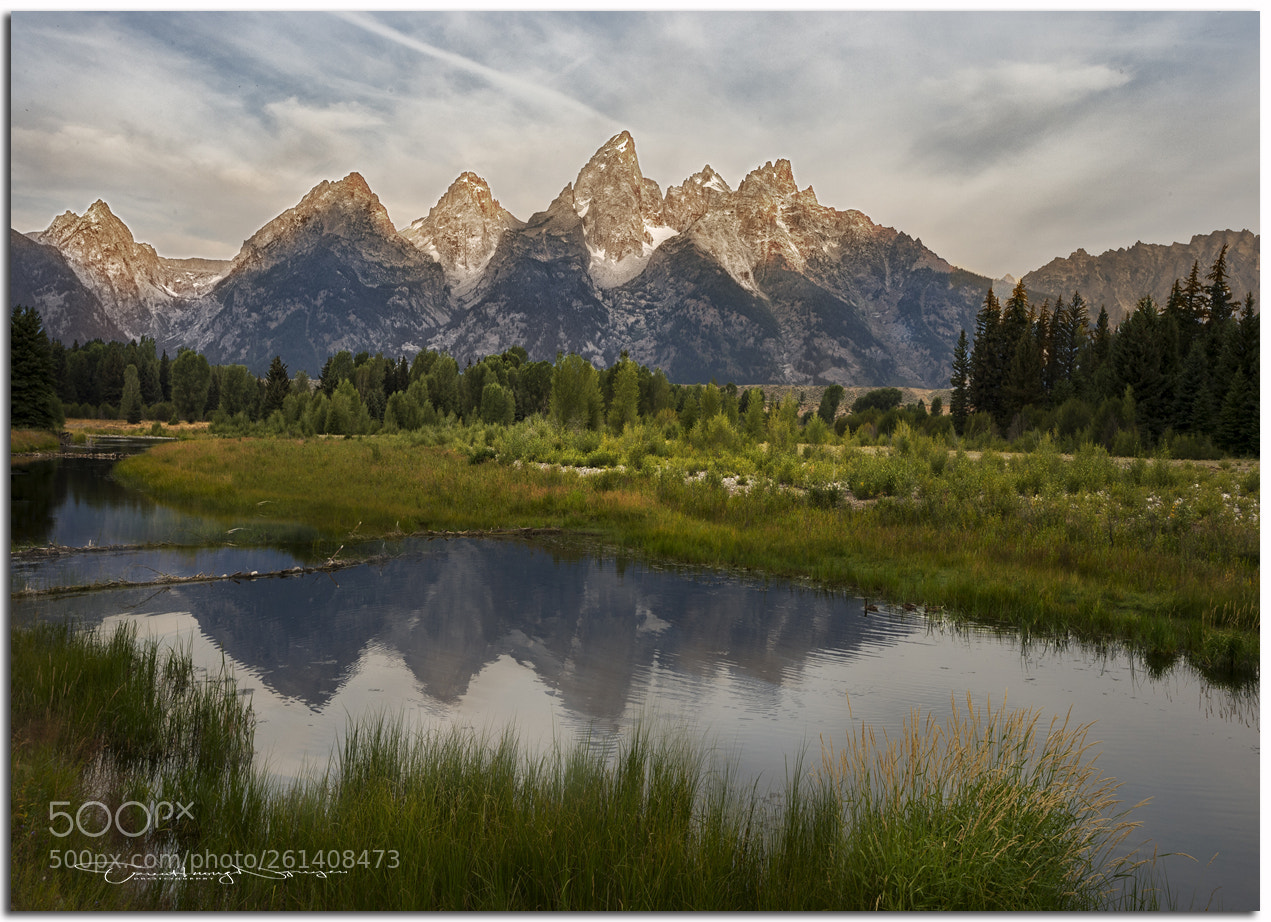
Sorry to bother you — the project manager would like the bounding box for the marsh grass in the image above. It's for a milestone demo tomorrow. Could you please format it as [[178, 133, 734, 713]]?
[[11, 623, 1166, 911], [820, 694, 1161, 910], [113, 427, 1258, 682], [10, 621, 265, 909], [11, 428, 61, 454]]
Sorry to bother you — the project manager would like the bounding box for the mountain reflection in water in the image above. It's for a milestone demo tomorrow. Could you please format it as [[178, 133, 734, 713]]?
[[10, 537, 1259, 911]]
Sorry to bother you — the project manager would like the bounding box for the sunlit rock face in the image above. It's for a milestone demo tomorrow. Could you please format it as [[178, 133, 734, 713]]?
[[34, 200, 183, 341], [401, 172, 523, 297]]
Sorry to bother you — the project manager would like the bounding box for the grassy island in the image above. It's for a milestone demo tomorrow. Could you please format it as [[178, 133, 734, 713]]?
[[113, 416, 1258, 685]]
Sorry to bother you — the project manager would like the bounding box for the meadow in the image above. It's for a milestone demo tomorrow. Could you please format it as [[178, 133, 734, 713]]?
[[114, 415, 1259, 684]]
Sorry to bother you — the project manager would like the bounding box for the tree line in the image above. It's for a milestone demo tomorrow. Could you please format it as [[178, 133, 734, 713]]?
[[13, 302, 958, 451], [949, 245, 1258, 457]]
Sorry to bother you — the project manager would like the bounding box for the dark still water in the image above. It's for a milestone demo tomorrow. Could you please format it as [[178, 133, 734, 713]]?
[[7, 456, 1260, 910]]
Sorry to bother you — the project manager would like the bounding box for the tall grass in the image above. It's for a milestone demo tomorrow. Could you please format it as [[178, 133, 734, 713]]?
[[820, 694, 1159, 910], [11, 623, 1165, 910], [11, 428, 61, 454]]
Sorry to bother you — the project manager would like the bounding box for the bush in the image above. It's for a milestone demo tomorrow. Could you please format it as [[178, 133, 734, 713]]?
[[850, 387, 903, 414], [144, 401, 176, 422]]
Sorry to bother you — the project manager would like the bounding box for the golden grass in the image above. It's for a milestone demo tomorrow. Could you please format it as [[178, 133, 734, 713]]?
[[820, 693, 1161, 910]]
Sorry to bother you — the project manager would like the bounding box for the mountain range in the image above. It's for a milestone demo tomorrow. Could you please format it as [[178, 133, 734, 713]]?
[[10, 131, 1258, 386]]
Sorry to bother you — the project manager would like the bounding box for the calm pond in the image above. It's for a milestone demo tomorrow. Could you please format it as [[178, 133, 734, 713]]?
[[9, 445, 1260, 910]]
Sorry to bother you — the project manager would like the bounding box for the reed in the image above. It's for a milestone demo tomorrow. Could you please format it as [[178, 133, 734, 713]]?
[[819, 694, 1161, 910]]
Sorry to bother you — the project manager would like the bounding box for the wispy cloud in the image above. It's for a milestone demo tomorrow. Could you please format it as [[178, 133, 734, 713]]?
[[332, 12, 615, 125]]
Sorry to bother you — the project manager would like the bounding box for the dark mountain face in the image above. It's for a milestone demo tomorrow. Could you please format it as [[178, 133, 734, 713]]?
[[194, 172, 451, 372], [438, 191, 613, 368], [610, 235, 784, 385], [9, 229, 123, 344], [10, 134, 1256, 384]]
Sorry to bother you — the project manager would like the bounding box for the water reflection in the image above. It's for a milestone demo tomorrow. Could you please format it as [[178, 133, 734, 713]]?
[[8, 457, 1261, 910], [14, 539, 898, 715], [12, 453, 215, 548]]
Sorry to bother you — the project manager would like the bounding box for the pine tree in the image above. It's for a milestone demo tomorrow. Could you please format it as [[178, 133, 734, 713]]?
[[968, 287, 1003, 423], [817, 384, 845, 426], [1206, 244, 1234, 327], [120, 364, 144, 424], [1113, 297, 1170, 443], [1180, 260, 1207, 329], [949, 329, 971, 436], [1081, 306, 1116, 402], [1003, 324, 1045, 425], [1215, 368, 1256, 456], [10, 305, 63, 429], [263, 355, 291, 416], [1172, 340, 1210, 434], [159, 350, 172, 401]]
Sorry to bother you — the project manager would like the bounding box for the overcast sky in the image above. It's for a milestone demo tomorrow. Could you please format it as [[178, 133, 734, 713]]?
[[9, 10, 1260, 279]]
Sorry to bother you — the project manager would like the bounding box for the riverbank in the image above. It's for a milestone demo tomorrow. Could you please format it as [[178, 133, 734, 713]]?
[[113, 426, 1259, 684], [11, 620, 1161, 910]]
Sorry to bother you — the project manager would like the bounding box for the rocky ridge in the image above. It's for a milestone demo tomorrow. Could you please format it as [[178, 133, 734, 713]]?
[[12, 132, 1258, 386], [1022, 229, 1259, 325]]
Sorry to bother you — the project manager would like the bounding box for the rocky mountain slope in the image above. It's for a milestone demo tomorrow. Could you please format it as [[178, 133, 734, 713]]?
[[1022, 229, 1259, 325], [11, 132, 1258, 385], [194, 172, 451, 374], [8, 229, 123, 344]]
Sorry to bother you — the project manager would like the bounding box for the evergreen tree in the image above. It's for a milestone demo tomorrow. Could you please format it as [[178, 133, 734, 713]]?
[[1081, 306, 1117, 402], [120, 364, 144, 424], [10, 305, 63, 429], [1206, 244, 1234, 327], [171, 348, 212, 422], [1003, 324, 1045, 425], [968, 287, 1003, 423], [1112, 297, 1172, 443], [949, 329, 971, 436], [159, 350, 172, 401], [1179, 260, 1207, 330], [263, 355, 291, 416], [1215, 368, 1257, 456], [607, 357, 641, 434], [1171, 340, 1210, 434], [817, 384, 845, 426]]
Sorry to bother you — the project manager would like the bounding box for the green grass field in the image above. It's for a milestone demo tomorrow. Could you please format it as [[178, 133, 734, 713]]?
[[114, 422, 1259, 683]]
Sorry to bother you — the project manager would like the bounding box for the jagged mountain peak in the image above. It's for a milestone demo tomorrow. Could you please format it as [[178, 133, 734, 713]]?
[[232, 171, 400, 272], [402, 171, 522, 293], [570, 130, 674, 288], [738, 159, 799, 199], [664, 166, 733, 232], [32, 199, 177, 339], [40, 199, 136, 248]]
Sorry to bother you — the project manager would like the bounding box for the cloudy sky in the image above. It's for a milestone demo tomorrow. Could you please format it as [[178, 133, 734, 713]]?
[[10, 10, 1260, 279]]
